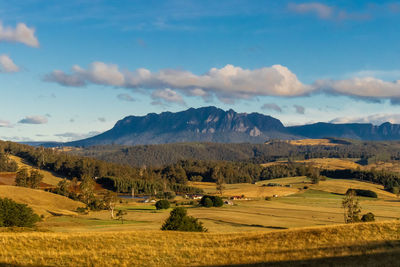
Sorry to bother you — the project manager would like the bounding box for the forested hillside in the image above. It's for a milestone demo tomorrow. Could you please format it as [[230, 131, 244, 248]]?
[[1, 140, 399, 195], [71, 139, 400, 167]]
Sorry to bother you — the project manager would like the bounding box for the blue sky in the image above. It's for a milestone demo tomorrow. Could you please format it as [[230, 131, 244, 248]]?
[[1, 0, 400, 141]]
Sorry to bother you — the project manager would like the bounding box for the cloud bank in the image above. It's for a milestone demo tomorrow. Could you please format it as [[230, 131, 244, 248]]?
[[330, 114, 400, 125], [44, 61, 400, 105], [0, 22, 39, 47], [44, 63, 312, 101]]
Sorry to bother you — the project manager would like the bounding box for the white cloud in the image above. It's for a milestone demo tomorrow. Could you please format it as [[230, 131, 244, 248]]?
[[288, 2, 333, 19], [44, 62, 125, 87], [261, 103, 282, 113], [0, 21, 39, 47], [330, 114, 400, 125], [151, 88, 185, 105], [18, 115, 48, 124], [288, 2, 370, 21], [315, 77, 400, 104], [0, 55, 19, 72]]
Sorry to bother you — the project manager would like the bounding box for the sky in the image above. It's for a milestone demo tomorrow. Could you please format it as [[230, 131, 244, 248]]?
[[1, 0, 400, 142]]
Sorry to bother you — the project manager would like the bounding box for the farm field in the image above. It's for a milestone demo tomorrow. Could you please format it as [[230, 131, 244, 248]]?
[[37, 177, 400, 233], [0, 221, 399, 266]]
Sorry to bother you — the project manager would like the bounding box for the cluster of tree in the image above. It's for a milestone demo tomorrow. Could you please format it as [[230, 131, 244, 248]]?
[[322, 169, 400, 193], [155, 200, 170, 210], [346, 189, 377, 198], [72, 139, 400, 167], [0, 152, 18, 172], [199, 195, 223, 207], [0, 198, 40, 227], [161, 207, 206, 232], [342, 190, 375, 223], [15, 168, 44, 189]]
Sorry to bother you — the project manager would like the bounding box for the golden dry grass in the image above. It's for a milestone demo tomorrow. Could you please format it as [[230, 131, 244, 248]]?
[[189, 181, 299, 198], [296, 158, 362, 170], [0, 221, 399, 266], [0, 185, 84, 217], [366, 161, 400, 174], [310, 179, 397, 199], [286, 138, 340, 146], [260, 158, 362, 170], [9, 155, 63, 187]]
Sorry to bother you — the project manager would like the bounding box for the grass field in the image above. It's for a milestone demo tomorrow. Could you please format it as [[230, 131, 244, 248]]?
[[0, 185, 84, 217], [37, 177, 400, 233], [0, 221, 399, 266]]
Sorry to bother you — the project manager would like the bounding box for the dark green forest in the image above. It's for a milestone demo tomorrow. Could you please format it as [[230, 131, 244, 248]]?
[[1, 140, 400, 195], [71, 140, 400, 167]]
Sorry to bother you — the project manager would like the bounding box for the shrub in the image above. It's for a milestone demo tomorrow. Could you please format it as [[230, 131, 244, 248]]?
[[265, 196, 272, 201], [346, 189, 377, 198], [200, 195, 223, 207], [361, 212, 375, 222], [0, 198, 40, 227], [156, 200, 170, 210], [161, 207, 206, 232]]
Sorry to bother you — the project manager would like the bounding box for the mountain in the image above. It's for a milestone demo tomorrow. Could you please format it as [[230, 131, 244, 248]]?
[[66, 106, 297, 146], [65, 107, 400, 147], [288, 122, 400, 140]]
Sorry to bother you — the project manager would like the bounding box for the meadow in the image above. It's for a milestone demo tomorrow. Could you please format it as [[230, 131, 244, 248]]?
[[0, 221, 399, 266], [1, 155, 400, 265]]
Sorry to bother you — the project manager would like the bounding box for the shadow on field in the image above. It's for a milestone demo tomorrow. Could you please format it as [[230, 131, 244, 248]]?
[[207, 240, 400, 267], [211, 250, 400, 267]]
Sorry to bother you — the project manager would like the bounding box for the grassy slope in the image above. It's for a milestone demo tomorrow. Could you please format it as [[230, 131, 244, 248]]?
[[0, 185, 84, 217], [0, 221, 399, 266], [9, 155, 63, 187]]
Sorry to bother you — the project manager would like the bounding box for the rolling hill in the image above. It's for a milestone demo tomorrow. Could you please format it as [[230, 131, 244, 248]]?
[[0, 185, 84, 217]]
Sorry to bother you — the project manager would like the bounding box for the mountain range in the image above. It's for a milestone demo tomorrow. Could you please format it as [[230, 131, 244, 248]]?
[[62, 106, 400, 147]]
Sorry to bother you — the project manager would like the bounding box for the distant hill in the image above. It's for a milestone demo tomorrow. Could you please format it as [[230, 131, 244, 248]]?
[[47, 106, 400, 147], [288, 122, 400, 140]]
